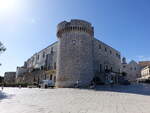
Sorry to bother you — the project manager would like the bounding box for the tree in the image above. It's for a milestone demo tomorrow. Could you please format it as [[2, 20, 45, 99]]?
[[0, 41, 6, 66], [0, 42, 6, 53]]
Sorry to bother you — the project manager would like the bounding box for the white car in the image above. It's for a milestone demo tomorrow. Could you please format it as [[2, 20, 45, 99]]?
[[39, 80, 55, 88]]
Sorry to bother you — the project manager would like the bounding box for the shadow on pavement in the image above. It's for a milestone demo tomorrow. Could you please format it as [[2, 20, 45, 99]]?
[[0, 91, 14, 101], [94, 83, 150, 96]]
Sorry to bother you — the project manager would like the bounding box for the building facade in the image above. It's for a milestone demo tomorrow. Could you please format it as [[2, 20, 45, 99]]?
[[141, 66, 150, 80], [4, 72, 16, 84], [139, 61, 150, 68], [121, 59, 141, 82]]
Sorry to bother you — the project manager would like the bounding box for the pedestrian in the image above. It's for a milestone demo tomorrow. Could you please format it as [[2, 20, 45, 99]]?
[[1, 85, 4, 91], [90, 81, 95, 89], [75, 80, 79, 88], [19, 85, 21, 89], [110, 80, 113, 88]]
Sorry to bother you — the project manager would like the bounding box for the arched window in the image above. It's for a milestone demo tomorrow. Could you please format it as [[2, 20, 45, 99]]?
[[105, 48, 107, 52], [110, 67, 113, 72], [54, 76, 56, 82], [50, 75, 52, 80], [51, 47, 53, 54], [105, 65, 109, 72], [99, 64, 102, 72], [99, 44, 101, 49], [43, 52, 45, 58], [54, 62, 56, 69]]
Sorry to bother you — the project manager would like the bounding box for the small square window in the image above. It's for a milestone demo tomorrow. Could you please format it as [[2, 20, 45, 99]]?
[[51, 47, 53, 54], [43, 52, 45, 58], [72, 40, 76, 45], [99, 44, 101, 49], [110, 50, 112, 54], [37, 55, 39, 60]]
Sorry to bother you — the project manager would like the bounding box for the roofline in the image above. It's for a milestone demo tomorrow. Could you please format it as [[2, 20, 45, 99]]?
[[27, 41, 58, 61], [94, 38, 121, 54], [37, 41, 58, 54]]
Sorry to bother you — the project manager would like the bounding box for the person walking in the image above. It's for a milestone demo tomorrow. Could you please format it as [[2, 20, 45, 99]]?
[[1, 85, 4, 91], [75, 80, 79, 88], [110, 79, 113, 88], [90, 81, 96, 89]]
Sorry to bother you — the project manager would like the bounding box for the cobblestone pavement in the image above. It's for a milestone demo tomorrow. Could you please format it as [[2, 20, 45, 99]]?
[[0, 84, 150, 113]]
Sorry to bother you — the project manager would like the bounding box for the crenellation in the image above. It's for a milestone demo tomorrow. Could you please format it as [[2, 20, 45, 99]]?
[[57, 19, 94, 38]]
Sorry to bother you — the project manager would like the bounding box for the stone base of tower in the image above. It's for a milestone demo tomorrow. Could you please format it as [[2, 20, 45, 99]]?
[[56, 80, 92, 88]]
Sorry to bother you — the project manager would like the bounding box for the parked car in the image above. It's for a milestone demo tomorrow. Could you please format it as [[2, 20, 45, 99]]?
[[27, 82, 38, 88], [121, 80, 131, 85], [39, 80, 55, 88]]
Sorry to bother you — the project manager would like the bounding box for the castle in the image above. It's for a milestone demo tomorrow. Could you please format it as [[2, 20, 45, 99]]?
[[5, 19, 143, 87], [15, 19, 122, 87]]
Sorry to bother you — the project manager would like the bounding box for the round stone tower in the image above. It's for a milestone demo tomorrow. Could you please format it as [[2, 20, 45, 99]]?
[[56, 19, 94, 88]]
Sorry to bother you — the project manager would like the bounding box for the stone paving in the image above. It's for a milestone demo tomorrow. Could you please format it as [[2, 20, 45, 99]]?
[[0, 84, 150, 113]]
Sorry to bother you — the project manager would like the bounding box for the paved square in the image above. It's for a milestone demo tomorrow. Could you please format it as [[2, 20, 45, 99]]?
[[0, 84, 150, 113]]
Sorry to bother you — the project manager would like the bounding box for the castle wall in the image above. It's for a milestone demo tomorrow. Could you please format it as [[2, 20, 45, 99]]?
[[93, 39, 121, 83], [25, 42, 57, 70], [93, 39, 121, 73]]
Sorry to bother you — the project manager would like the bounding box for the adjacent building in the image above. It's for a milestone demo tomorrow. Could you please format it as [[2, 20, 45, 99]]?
[[121, 58, 141, 82], [141, 66, 150, 80], [4, 72, 16, 84], [139, 61, 150, 68]]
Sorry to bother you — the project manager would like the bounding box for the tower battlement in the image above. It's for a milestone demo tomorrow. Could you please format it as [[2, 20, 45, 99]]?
[[57, 19, 94, 37]]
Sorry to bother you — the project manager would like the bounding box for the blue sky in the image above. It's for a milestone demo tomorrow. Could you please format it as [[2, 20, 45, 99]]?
[[0, 0, 150, 76]]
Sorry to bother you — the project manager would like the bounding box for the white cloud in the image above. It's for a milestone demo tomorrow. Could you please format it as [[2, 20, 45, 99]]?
[[136, 55, 150, 61], [31, 18, 36, 24], [24, 17, 40, 24]]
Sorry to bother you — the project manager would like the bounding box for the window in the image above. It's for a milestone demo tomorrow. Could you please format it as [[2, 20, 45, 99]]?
[[51, 47, 53, 54], [41, 66, 44, 70], [99, 64, 102, 72], [105, 48, 107, 52], [99, 44, 101, 49], [54, 62, 56, 69], [105, 65, 109, 72], [72, 40, 76, 45], [54, 76, 56, 82], [116, 53, 118, 57], [110, 50, 112, 54], [43, 52, 45, 58], [110, 67, 113, 71], [37, 55, 39, 60], [50, 75, 52, 80], [116, 53, 121, 59], [32, 57, 34, 62], [118, 55, 121, 59]]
